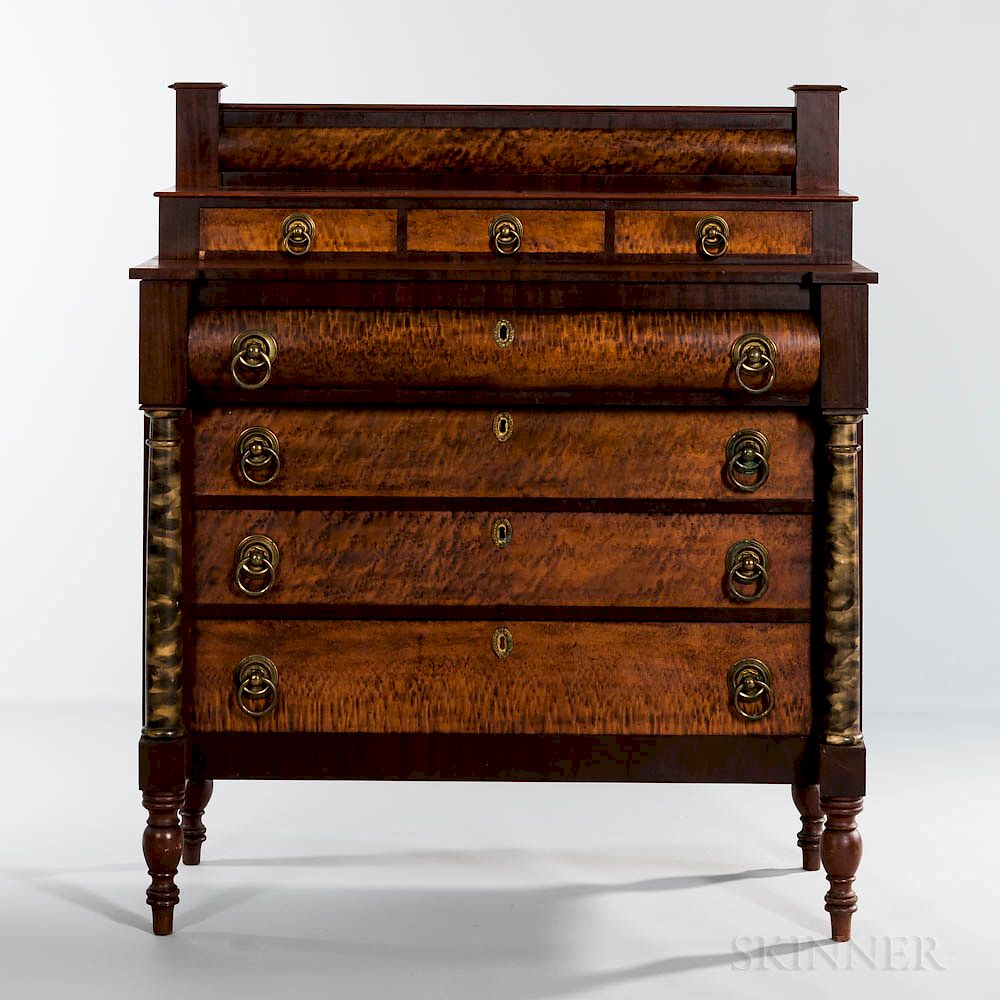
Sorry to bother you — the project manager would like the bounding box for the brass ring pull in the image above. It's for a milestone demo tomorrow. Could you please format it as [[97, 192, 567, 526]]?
[[234, 534, 280, 597], [281, 212, 316, 256], [725, 429, 771, 493], [230, 330, 277, 391], [695, 215, 730, 258], [492, 626, 513, 659], [727, 658, 775, 721], [725, 539, 770, 603], [489, 214, 523, 255], [236, 427, 281, 486], [492, 517, 512, 548], [235, 655, 279, 717], [730, 333, 777, 394]]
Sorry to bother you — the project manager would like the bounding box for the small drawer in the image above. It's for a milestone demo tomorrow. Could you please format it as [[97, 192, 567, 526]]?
[[193, 407, 815, 501], [407, 209, 605, 254], [189, 309, 819, 395], [190, 619, 812, 735], [615, 210, 812, 257], [199, 208, 397, 253], [192, 510, 812, 609]]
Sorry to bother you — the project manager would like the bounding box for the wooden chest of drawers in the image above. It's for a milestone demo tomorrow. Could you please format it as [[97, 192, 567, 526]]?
[[132, 82, 874, 940]]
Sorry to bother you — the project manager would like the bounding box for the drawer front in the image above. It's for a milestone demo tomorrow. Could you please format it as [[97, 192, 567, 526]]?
[[193, 511, 811, 608], [615, 210, 812, 256], [200, 208, 397, 253], [190, 620, 812, 735], [193, 407, 815, 500], [189, 309, 819, 393], [407, 209, 605, 253]]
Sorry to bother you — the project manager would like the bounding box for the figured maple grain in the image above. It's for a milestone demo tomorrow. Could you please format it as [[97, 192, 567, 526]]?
[[218, 127, 797, 176], [192, 511, 812, 608], [407, 210, 605, 253], [193, 407, 815, 500], [200, 208, 397, 252], [189, 619, 812, 735], [616, 211, 812, 256], [188, 310, 820, 393]]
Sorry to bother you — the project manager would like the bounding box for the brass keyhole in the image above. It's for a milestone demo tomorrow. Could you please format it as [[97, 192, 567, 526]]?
[[493, 412, 513, 442], [492, 626, 513, 659], [492, 517, 512, 548], [493, 318, 516, 348]]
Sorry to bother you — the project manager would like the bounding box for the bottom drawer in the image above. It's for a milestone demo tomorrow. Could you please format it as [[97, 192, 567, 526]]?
[[191, 620, 812, 736]]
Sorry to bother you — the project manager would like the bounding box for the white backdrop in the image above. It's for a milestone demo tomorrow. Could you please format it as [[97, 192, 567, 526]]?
[[2, 0, 997, 713]]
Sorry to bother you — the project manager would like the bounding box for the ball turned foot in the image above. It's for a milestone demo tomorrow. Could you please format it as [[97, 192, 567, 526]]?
[[820, 795, 863, 942], [142, 789, 184, 935]]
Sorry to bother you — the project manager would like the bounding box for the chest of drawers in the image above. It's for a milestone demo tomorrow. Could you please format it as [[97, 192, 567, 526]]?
[[132, 82, 874, 939]]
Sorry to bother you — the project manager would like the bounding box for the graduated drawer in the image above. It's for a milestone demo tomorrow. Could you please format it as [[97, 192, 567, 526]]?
[[192, 510, 811, 609], [193, 407, 814, 500], [189, 309, 819, 394], [189, 620, 812, 735]]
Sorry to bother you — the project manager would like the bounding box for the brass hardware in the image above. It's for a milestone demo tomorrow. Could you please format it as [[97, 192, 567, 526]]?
[[725, 429, 771, 493], [493, 412, 513, 442], [230, 330, 277, 390], [725, 539, 771, 602], [489, 214, 523, 255], [492, 626, 513, 659], [234, 534, 280, 597], [730, 332, 777, 394], [236, 427, 281, 486], [235, 655, 279, 717], [280, 212, 316, 256], [493, 317, 516, 348], [695, 215, 730, 258], [492, 517, 512, 548], [727, 658, 775, 721]]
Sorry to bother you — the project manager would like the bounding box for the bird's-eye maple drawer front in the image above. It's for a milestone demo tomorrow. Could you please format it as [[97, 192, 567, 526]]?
[[192, 510, 811, 608], [190, 620, 812, 735], [615, 211, 811, 257], [189, 309, 819, 394], [200, 208, 397, 253], [192, 407, 815, 500]]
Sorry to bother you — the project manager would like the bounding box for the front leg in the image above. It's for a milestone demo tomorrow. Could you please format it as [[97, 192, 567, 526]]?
[[820, 795, 863, 942], [143, 789, 184, 935]]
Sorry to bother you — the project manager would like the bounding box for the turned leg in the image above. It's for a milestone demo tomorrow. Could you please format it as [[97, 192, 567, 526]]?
[[820, 795, 863, 942], [143, 789, 184, 935], [791, 783, 824, 871], [181, 778, 214, 866]]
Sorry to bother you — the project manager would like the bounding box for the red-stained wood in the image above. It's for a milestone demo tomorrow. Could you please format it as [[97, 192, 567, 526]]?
[[139, 282, 190, 406], [171, 83, 224, 190], [791, 86, 844, 194], [192, 510, 812, 609], [190, 619, 812, 735], [192, 407, 816, 501]]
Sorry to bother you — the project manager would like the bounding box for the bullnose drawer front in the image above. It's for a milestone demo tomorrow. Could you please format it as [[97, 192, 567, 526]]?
[[189, 309, 820, 394], [200, 208, 398, 253], [192, 510, 812, 608], [193, 407, 815, 500], [190, 620, 812, 735]]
